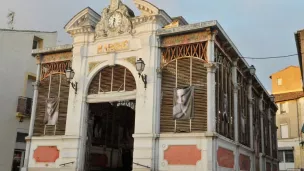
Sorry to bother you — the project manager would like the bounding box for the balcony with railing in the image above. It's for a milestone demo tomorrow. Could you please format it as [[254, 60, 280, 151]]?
[[16, 96, 32, 122]]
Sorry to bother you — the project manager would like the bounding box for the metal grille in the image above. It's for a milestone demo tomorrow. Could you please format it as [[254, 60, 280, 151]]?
[[215, 46, 234, 139]]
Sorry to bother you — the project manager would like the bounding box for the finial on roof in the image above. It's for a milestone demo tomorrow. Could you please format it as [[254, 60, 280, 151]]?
[[110, 0, 120, 11]]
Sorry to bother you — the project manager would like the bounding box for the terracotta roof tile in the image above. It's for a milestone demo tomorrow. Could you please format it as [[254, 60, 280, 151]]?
[[274, 91, 304, 102]]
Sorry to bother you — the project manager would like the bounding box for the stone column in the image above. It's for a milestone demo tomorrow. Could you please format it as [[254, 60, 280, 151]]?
[[248, 78, 255, 171], [232, 60, 239, 142], [268, 108, 272, 158], [259, 94, 265, 170], [232, 60, 239, 170], [65, 32, 91, 171], [248, 79, 254, 149], [206, 30, 217, 133], [206, 63, 217, 132], [132, 31, 159, 171]]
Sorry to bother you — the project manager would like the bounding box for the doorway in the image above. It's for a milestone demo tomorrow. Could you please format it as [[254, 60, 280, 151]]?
[[85, 100, 136, 171]]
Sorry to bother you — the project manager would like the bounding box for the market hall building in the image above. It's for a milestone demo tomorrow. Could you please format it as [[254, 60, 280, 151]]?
[[22, 0, 279, 171]]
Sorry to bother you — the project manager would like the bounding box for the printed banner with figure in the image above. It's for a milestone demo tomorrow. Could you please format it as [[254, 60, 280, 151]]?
[[44, 98, 59, 125], [173, 86, 194, 120]]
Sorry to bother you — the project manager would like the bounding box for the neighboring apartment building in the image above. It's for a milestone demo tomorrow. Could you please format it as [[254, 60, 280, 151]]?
[[271, 66, 304, 170], [0, 29, 57, 171]]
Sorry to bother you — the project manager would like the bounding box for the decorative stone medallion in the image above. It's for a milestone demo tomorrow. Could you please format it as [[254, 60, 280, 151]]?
[[217, 147, 234, 168], [33, 146, 59, 163], [124, 57, 136, 66], [164, 145, 201, 165], [88, 62, 102, 74]]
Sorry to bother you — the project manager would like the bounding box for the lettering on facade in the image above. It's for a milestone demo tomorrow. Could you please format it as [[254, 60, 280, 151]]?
[[161, 32, 209, 47], [97, 40, 129, 54]]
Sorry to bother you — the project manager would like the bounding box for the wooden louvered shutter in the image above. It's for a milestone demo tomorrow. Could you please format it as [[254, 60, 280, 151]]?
[[33, 73, 70, 136], [160, 58, 207, 133], [88, 65, 136, 95]]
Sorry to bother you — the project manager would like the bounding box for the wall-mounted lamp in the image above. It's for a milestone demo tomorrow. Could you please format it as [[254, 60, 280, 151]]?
[[135, 58, 147, 89], [65, 66, 78, 94], [249, 65, 256, 75], [270, 95, 275, 102]]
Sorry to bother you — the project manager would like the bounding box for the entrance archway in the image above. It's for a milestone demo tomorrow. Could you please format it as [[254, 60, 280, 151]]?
[[85, 65, 137, 171]]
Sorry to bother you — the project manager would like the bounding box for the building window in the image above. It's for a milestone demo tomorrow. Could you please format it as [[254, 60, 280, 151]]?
[[32, 36, 43, 49], [32, 40, 38, 49], [16, 132, 28, 143], [277, 78, 282, 86], [279, 150, 294, 163], [280, 124, 289, 139], [279, 102, 288, 114], [285, 150, 295, 162], [278, 150, 284, 162], [11, 150, 25, 171]]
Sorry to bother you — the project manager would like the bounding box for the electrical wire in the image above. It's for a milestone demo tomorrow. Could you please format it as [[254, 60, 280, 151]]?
[[240, 53, 298, 60]]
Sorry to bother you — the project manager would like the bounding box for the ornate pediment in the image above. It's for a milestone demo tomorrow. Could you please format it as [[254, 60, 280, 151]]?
[[132, 0, 172, 27], [65, 7, 101, 36], [133, 0, 160, 16], [95, 0, 135, 39]]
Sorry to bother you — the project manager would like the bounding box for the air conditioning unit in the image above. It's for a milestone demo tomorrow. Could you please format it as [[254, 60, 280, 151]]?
[[16, 96, 32, 118]]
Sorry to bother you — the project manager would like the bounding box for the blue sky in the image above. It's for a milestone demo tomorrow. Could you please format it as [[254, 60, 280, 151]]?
[[1, 0, 303, 91]]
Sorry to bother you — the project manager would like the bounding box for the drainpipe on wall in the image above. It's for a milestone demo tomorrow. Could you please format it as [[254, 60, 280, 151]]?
[[21, 55, 42, 171]]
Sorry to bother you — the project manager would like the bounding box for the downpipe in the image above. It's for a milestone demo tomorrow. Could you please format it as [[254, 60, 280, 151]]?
[[21, 61, 42, 171]]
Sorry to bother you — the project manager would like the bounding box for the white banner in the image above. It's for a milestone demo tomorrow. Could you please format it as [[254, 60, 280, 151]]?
[[44, 98, 59, 125]]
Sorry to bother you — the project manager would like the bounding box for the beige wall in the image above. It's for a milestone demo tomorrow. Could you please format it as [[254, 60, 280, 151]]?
[[276, 98, 304, 168], [276, 100, 301, 139], [294, 146, 304, 169], [271, 66, 302, 94]]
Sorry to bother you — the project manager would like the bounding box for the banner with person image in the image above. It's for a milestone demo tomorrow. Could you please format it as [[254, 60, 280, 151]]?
[[44, 98, 59, 125], [173, 86, 194, 120]]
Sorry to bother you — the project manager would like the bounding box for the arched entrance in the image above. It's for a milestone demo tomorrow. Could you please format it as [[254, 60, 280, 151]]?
[[85, 65, 136, 171]]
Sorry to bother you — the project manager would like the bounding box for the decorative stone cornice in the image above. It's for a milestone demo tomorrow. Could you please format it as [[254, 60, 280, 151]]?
[[36, 52, 72, 64], [157, 20, 217, 36], [204, 62, 218, 73], [131, 15, 157, 26], [32, 44, 73, 57]]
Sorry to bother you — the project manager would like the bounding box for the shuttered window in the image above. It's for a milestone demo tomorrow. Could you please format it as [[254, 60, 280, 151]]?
[[281, 124, 289, 139]]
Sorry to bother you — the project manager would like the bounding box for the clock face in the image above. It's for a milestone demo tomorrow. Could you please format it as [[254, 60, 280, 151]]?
[[108, 12, 122, 29]]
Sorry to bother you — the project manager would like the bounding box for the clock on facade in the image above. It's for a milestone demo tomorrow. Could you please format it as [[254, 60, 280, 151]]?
[[108, 12, 122, 29]]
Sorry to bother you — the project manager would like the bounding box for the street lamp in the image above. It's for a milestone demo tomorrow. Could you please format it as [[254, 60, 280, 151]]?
[[135, 58, 147, 89], [249, 65, 256, 75], [65, 66, 78, 94], [270, 95, 275, 102]]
